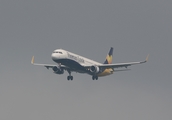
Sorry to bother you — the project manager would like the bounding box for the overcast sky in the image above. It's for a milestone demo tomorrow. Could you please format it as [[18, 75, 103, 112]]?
[[0, 0, 172, 120]]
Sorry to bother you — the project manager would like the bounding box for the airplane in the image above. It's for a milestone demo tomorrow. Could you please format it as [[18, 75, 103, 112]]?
[[31, 47, 149, 80]]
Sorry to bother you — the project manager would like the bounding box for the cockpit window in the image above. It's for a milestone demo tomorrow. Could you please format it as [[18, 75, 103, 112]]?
[[53, 51, 63, 54]]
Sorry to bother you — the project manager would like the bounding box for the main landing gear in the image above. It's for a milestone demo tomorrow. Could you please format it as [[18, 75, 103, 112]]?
[[67, 75, 73, 80], [92, 75, 98, 80], [67, 70, 73, 81]]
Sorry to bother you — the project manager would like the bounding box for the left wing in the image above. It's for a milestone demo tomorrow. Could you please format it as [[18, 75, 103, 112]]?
[[31, 56, 67, 69]]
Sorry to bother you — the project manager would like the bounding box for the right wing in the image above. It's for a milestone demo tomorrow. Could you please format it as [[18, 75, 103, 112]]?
[[83, 54, 149, 69], [99, 54, 149, 69]]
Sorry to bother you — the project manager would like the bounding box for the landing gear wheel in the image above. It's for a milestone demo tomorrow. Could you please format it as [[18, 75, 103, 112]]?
[[67, 76, 73, 81], [71, 76, 73, 80], [67, 70, 73, 81], [67, 76, 70, 80], [92, 76, 98, 80]]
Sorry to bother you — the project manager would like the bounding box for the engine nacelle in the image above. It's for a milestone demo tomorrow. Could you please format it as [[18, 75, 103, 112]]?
[[90, 65, 100, 73], [53, 66, 64, 74]]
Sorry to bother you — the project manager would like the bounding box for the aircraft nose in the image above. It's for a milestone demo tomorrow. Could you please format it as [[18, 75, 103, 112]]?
[[51, 53, 57, 60]]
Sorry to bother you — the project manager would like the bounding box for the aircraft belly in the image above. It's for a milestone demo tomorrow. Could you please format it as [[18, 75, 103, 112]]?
[[54, 59, 86, 72], [53, 59, 114, 76], [98, 68, 113, 77]]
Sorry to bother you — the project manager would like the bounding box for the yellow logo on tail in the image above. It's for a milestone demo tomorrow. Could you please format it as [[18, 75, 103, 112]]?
[[106, 55, 113, 64], [103, 47, 113, 64]]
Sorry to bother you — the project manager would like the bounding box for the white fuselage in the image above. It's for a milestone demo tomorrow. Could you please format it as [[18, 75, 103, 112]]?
[[51, 49, 103, 67]]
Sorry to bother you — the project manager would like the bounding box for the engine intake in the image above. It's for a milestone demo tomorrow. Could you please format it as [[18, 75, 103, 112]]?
[[53, 66, 64, 74], [90, 66, 100, 73]]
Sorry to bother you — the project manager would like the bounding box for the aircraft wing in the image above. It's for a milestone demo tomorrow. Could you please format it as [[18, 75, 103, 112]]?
[[84, 54, 149, 69], [99, 54, 149, 69], [31, 56, 68, 69]]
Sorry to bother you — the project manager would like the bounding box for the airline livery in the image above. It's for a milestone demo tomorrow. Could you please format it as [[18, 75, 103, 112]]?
[[31, 47, 149, 80]]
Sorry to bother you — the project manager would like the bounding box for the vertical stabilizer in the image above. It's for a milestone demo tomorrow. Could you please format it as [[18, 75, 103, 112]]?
[[103, 47, 113, 64]]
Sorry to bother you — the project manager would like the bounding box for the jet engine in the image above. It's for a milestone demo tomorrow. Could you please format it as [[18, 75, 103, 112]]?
[[53, 66, 64, 74], [90, 65, 100, 73]]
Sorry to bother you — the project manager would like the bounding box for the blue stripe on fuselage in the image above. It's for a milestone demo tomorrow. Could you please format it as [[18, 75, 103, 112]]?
[[53, 59, 87, 73]]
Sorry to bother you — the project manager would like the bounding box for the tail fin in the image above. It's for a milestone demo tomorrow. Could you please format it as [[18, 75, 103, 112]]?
[[103, 47, 113, 64]]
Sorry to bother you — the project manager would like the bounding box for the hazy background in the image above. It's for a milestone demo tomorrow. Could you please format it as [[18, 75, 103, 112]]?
[[0, 0, 172, 120]]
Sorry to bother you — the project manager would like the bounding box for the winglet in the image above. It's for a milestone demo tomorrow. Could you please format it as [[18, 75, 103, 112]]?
[[146, 54, 149, 62], [31, 56, 34, 64], [140, 54, 149, 64]]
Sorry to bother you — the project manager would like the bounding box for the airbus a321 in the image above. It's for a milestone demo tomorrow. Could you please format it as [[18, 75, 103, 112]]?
[[31, 47, 149, 80]]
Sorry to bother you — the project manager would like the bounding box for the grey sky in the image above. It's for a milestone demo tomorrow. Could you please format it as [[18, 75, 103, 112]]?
[[0, 0, 172, 120]]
